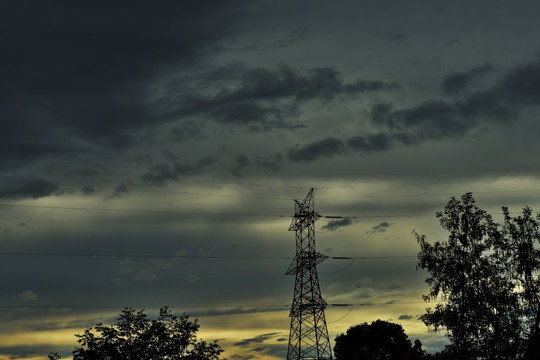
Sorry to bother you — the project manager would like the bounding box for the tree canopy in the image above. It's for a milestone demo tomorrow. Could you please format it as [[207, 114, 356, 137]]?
[[416, 193, 540, 359], [333, 320, 414, 360], [65, 307, 224, 360]]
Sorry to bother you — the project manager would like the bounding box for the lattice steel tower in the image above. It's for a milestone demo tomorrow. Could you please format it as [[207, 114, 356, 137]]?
[[286, 188, 332, 360]]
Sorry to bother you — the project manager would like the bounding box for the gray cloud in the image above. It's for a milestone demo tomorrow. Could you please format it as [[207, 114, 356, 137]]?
[[234, 332, 280, 347], [389, 33, 408, 42], [374, 59, 540, 141], [3, 3, 540, 359], [133, 270, 157, 282], [140, 157, 215, 185], [346, 133, 392, 152], [368, 222, 393, 233], [442, 62, 494, 94], [322, 218, 352, 231], [17, 290, 38, 302], [287, 137, 346, 162], [283, 58, 540, 161], [81, 185, 96, 196], [0, 178, 58, 200], [231, 154, 250, 177], [171, 121, 206, 142], [254, 153, 284, 172], [157, 64, 399, 131], [398, 314, 415, 320], [0, 1, 247, 165], [108, 182, 130, 199], [371, 101, 471, 140]]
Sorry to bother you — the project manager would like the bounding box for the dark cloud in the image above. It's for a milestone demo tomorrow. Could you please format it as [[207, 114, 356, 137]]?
[[372, 101, 471, 139], [347, 133, 392, 152], [286, 130, 420, 162], [287, 137, 346, 162], [498, 60, 540, 105], [109, 182, 130, 199], [162, 150, 177, 162], [342, 80, 400, 94], [234, 332, 280, 347], [0, 1, 247, 165], [81, 185, 96, 196], [157, 64, 399, 131], [230, 354, 253, 360], [442, 62, 494, 94], [390, 33, 408, 42], [446, 38, 459, 46], [191, 307, 287, 318], [368, 59, 540, 148], [235, 28, 305, 52], [140, 164, 177, 186], [322, 218, 352, 231], [0, 178, 58, 200], [140, 157, 215, 185], [254, 152, 284, 172], [231, 154, 250, 177], [398, 314, 414, 320], [125, 153, 153, 165], [368, 222, 393, 233], [171, 121, 206, 142], [270, 59, 538, 166]]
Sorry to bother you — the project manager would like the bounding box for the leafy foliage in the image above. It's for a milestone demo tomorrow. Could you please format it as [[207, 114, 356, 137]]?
[[416, 193, 540, 359], [333, 320, 413, 360], [71, 307, 224, 360]]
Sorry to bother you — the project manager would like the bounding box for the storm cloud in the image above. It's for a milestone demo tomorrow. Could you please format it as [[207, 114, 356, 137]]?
[[367, 222, 393, 234], [287, 138, 347, 162], [0, 1, 247, 164], [441, 62, 494, 94], [322, 218, 353, 231], [140, 157, 215, 185], [156, 64, 399, 131], [3, 2, 540, 359], [288, 57, 540, 162], [372, 58, 540, 143], [0, 178, 58, 200]]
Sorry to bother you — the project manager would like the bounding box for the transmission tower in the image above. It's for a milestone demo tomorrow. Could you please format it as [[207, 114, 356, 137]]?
[[286, 188, 332, 360]]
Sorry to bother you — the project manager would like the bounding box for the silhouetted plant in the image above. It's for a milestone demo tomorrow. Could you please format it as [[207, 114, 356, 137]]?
[[416, 193, 540, 359], [71, 307, 223, 360], [334, 320, 413, 360]]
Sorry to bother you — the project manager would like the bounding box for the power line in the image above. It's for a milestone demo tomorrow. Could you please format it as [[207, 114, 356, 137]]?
[[4, 164, 540, 191], [0, 202, 435, 218], [0, 203, 284, 217], [316, 176, 540, 189], [0, 251, 417, 260], [0, 252, 291, 259], [0, 202, 437, 218], [0, 300, 442, 310], [5, 175, 540, 202], [1, 202, 525, 220], [318, 188, 540, 200]]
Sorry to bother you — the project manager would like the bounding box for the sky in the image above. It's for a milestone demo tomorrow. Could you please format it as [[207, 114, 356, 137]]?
[[2, 0, 540, 359]]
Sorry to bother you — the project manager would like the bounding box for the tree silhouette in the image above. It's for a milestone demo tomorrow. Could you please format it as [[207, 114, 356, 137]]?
[[333, 320, 413, 360], [69, 307, 223, 360], [416, 193, 540, 359]]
